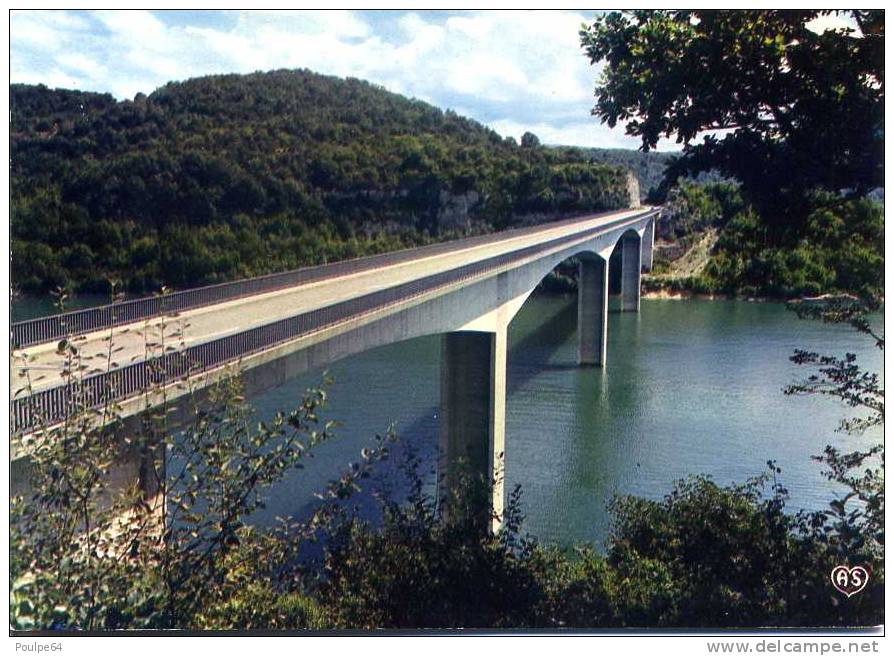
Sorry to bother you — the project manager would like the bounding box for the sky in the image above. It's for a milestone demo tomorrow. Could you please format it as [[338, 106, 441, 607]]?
[[10, 9, 857, 152], [9, 8, 659, 150]]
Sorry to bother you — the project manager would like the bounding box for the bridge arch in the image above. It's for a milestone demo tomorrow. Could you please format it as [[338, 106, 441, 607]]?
[[489, 220, 652, 330], [433, 217, 654, 530], [222, 214, 657, 531]]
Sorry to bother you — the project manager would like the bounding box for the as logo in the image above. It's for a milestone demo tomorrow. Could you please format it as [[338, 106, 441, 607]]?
[[830, 565, 870, 598]]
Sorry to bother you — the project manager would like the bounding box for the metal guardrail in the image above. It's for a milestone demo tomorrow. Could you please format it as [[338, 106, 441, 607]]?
[[11, 209, 651, 349], [10, 209, 658, 434]]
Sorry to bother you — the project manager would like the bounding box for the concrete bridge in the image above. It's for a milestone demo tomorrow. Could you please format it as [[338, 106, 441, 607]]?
[[11, 206, 659, 529]]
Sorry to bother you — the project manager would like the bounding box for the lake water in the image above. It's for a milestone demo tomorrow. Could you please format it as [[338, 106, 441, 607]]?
[[232, 295, 883, 547], [13, 294, 883, 547], [11, 293, 111, 322]]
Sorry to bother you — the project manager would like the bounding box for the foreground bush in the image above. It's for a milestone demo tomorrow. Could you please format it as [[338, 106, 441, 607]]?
[[309, 465, 882, 629], [12, 387, 883, 630]]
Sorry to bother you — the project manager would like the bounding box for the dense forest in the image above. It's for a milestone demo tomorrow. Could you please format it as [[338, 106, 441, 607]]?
[[10, 70, 636, 294]]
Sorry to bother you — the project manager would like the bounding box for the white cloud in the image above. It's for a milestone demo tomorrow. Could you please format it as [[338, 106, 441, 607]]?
[[444, 52, 528, 101], [24, 9, 91, 31], [55, 53, 107, 78], [237, 9, 372, 39], [11, 11, 74, 50], [10, 9, 644, 148], [95, 10, 169, 48], [183, 26, 254, 62], [805, 13, 861, 36], [444, 15, 491, 40]]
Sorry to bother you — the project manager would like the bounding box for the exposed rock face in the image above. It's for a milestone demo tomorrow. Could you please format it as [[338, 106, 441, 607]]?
[[437, 190, 481, 232], [335, 171, 639, 237], [626, 172, 641, 208], [655, 241, 687, 262]]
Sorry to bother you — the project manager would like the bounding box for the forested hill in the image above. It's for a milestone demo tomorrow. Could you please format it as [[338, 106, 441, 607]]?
[[11, 69, 636, 294]]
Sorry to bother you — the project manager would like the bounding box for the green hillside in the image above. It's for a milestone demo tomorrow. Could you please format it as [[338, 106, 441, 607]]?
[[11, 69, 635, 294]]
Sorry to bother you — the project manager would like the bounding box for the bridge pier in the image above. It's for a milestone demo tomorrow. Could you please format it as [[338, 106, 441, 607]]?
[[438, 328, 506, 533], [578, 257, 609, 366], [641, 218, 655, 272], [620, 234, 642, 312]]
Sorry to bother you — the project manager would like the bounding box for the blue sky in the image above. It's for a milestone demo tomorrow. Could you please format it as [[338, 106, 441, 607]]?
[[10, 9, 659, 150], [10, 9, 854, 151]]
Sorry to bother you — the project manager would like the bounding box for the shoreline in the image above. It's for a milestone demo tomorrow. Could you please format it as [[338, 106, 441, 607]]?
[[535, 287, 783, 303], [642, 288, 884, 306], [641, 288, 774, 303]]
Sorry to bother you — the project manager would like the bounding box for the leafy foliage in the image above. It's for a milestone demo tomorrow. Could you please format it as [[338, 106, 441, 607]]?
[[11, 70, 634, 294], [9, 367, 394, 630], [568, 147, 674, 200], [646, 182, 883, 299], [581, 10, 883, 223], [661, 182, 744, 241], [312, 462, 883, 628], [784, 297, 884, 563], [694, 194, 884, 298], [9, 287, 391, 630], [582, 11, 884, 300]]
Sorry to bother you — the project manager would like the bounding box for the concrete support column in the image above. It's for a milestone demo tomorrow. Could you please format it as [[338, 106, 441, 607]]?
[[438, 327, 507, 533], [641, 219, 655, 272], [621, 234, 641, 312], [578, 257, 609, 367]]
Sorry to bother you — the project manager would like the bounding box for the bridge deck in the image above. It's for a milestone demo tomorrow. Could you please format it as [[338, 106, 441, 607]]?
[[11, 207, 656, 431]]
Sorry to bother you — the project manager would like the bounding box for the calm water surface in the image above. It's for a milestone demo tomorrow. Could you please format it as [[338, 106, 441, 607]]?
[[11, 293, 109, 322], [243, 295, 883, 546], [13, 294, 883, 547]]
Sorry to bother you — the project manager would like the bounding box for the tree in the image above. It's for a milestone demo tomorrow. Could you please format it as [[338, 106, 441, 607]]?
[[11, 73, 637, 294], [785, 296, 884, 560], [580, 11, 884, 225], [520, 131, 541, 148]]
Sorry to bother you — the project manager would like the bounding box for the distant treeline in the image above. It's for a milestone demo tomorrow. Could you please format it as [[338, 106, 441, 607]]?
[[556, 147, 672, 200], [11, 70, 635, 294], [552, 147, 726, 201]]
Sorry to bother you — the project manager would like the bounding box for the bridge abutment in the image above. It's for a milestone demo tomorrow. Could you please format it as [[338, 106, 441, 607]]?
[[578, 257, 609, 366], [620, 234, 642, 312], [438, 328, 506, 533]]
